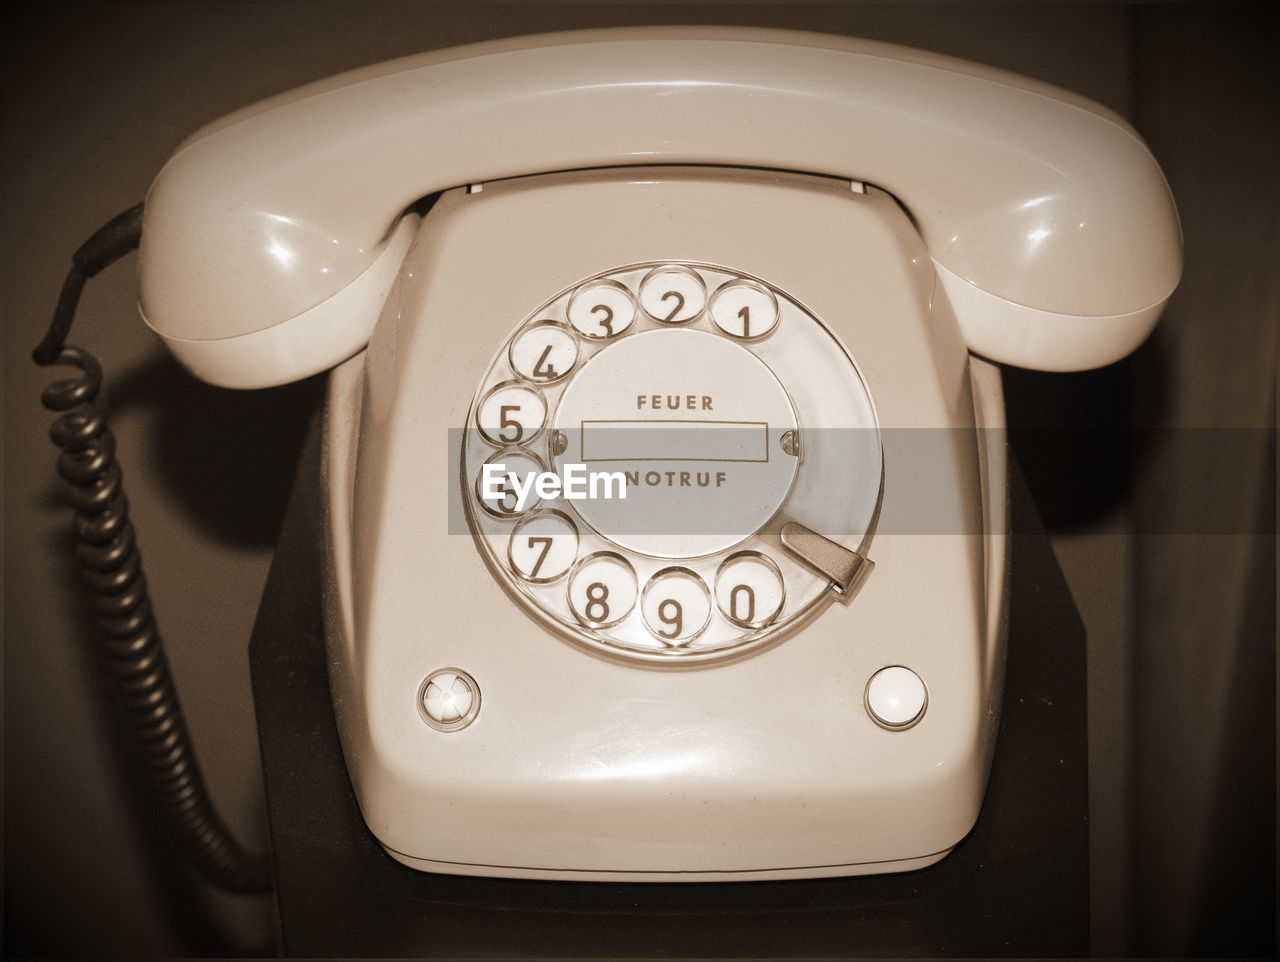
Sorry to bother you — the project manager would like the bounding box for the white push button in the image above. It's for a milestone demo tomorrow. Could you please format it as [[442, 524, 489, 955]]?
[[569, 552, 637, 628], [568, 280, 636, 339], [509, 510, 578, 582], [639, 266, 707, 323], [710, 280, 779, 339], [477, 381, 546, 445], [865, 666, 927, 730], [642, 567, 712, 644], [419, 668, 480, 732], [509, 321, 577, 383]]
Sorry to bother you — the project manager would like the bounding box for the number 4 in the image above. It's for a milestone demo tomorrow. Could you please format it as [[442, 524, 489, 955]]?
[[533, 344, 558, 379]]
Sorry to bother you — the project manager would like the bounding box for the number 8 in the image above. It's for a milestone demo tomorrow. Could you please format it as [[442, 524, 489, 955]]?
[[584, 582, 610, 622]]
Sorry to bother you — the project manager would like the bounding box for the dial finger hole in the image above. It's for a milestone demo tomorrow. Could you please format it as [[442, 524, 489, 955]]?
[[639, 266, 706, 324], [715, 551, 785, 629], [476, 448, 546, 518], [508, 510, 578, 583], [477, 380, 546, 446], [709, 279, 780, 340], [510, 321, 578, 383], [642, 567, 712, 645], [568, 280, 637, 340], [568, 551, 637, 628]]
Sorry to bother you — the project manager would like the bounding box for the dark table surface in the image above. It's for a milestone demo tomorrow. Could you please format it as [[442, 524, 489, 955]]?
[[250, 416, 1088, 958]]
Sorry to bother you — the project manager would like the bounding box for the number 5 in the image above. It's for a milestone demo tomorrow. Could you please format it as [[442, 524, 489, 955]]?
[[499, 404, 523, 442]]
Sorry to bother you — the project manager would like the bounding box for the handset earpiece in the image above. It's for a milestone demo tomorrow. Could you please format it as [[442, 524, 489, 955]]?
[[141, 213, 418, 388]]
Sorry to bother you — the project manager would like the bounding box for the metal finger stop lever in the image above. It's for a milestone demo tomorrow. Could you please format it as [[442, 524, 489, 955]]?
[[779, 521, 874, 602]]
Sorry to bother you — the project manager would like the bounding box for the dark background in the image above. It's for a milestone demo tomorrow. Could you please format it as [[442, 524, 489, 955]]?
[[3, 2, 1274, 957]]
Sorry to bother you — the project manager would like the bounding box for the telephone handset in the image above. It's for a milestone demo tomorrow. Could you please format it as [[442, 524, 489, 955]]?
[[137, 29, 1180, 879]]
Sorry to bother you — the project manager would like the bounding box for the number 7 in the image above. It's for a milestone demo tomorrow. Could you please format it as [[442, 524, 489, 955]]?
[[526, 537, 553, 577]]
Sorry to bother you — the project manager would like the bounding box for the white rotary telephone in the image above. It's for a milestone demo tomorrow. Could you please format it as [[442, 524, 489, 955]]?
[[135, 28, 1180, 880]]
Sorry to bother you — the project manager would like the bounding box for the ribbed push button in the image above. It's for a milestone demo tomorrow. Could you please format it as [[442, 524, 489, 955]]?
[[419, 668, 481, 732]]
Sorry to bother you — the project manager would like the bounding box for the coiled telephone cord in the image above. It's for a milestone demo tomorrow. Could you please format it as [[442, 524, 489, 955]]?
[[33, 204, 271, 895]]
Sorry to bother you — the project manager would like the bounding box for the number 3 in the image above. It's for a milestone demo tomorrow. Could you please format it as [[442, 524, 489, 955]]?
[[591, 304, 614, 337]]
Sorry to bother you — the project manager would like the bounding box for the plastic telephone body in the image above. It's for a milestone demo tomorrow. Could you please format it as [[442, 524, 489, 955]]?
[[321, 166, 1007, 879], [138, 27, 1181, 388], [137, 28, 1181, 881]]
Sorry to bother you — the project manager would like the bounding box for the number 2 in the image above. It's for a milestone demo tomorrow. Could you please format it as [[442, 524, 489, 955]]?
[[660, 290, 685, 322]]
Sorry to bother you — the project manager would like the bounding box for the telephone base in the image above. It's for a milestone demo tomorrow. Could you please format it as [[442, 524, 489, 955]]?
[[249, 399, 1087, 956], [380, 845, 951, 882]]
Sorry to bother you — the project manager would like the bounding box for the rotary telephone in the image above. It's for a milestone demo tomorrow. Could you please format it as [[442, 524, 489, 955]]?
[[126, 28, 1179, 881]]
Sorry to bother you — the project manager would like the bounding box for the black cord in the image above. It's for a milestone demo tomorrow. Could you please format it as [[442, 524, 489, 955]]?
[[32, 203, 144, 366], [34, 205, 272, 896]]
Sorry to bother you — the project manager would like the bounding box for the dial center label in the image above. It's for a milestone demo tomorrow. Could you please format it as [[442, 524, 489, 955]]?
[[552, 329, 798, 558]]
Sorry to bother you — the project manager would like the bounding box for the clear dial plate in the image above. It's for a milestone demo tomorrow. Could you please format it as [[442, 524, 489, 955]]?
[[462, 262, 881, 666]]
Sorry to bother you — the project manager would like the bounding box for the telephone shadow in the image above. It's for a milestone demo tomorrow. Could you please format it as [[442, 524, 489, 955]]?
[[1003, 326, 1168, 532], [95, 351, 328, 550]]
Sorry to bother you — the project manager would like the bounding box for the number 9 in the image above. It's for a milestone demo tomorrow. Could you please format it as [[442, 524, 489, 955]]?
[[656, 598, 683, 639]]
